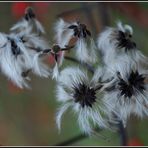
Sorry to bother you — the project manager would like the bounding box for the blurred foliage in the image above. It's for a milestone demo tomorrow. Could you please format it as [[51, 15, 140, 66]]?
[[0, 2, 147, 146]]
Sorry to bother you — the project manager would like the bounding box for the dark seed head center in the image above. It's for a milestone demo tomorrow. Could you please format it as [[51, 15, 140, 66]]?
[[73, 83, 96, 108]]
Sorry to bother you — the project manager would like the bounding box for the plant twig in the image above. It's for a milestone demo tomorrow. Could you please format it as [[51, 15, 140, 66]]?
[[64, 56, 95, 74], [55, 128, 101, 146], [55, 133, 87, 146], [118, 120, 127, 146], [55, 120, 127, 146]]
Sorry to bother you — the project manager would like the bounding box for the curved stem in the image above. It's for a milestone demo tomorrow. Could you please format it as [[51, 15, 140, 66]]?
[[55, 128, 101, 146], [118, 120, 127, 146], [55, 133, 87, 146], [64, 56, 95, 74], [55, 121, 127, 146]]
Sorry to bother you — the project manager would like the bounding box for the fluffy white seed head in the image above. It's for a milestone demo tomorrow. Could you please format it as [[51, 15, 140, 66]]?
[[10, 12, 45, 35], [0, 31, 50, 88], [103, 60, 148, 126], [0, 36, 29, 88], [56, 66, 118, 135]]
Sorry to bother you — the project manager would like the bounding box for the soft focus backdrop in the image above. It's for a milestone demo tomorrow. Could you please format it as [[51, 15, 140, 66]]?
[[0, 2, 147, 146]]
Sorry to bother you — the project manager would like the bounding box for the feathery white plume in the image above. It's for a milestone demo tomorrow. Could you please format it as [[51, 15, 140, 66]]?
[[54, 19, 74, 67], [56, 66, 118, 135], [10, 7, 45, 35], [97, 21, 147, 66], [0, 34, 30, 88], [52, 62, 59, 80], [75, 38, 97, 64], [54, 18, 73, 48], [0, 29, 50, 88], [32, 53, 50, 78], [103, 60, 148, 126]]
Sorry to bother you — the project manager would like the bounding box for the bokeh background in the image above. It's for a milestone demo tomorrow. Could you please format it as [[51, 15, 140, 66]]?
[[0, 2, 147, 146]]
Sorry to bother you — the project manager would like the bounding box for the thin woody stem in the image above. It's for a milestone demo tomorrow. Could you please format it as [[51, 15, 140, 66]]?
[[118, 121, 127, 146], [64, 56, 95, 74], [55, 133, 87, 146], [61, 45, 75, 51], [55, 128, 101, 146], [26, 46, 51, 53], [94, 84, 103, 91]]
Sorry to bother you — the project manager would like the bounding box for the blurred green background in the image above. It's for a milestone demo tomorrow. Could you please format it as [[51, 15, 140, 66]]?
[[0, 2, 147, 146]]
